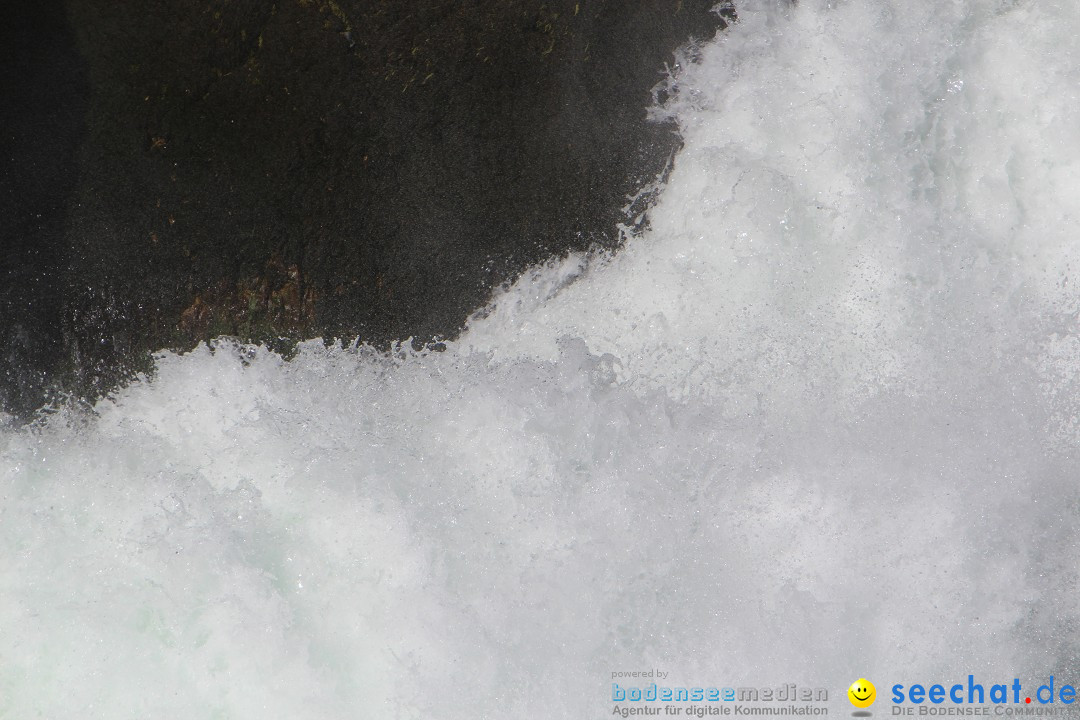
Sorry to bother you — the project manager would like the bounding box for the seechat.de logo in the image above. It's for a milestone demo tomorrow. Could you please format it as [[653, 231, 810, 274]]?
[[849, 678, 877, 709]]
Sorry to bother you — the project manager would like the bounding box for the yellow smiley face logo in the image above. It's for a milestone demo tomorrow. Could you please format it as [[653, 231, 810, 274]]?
[[848, 679, 876, 708]]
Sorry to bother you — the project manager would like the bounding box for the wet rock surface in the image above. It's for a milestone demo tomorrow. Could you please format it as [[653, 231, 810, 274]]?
[[1, 0, 733, 416]]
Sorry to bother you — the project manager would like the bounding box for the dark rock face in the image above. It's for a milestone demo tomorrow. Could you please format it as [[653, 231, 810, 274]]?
[[0, 2, 88, 417], [1, 0, 733, 416]]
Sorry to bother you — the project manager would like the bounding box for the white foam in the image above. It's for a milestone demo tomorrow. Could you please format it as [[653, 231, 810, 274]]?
[[3, 1, 1080, 717]]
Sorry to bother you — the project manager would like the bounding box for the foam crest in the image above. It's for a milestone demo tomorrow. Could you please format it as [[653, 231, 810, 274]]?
[[4, 1, 1080, 717]]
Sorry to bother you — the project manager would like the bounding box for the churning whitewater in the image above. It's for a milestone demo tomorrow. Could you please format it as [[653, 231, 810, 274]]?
[[3, 1, 1080, 717]]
